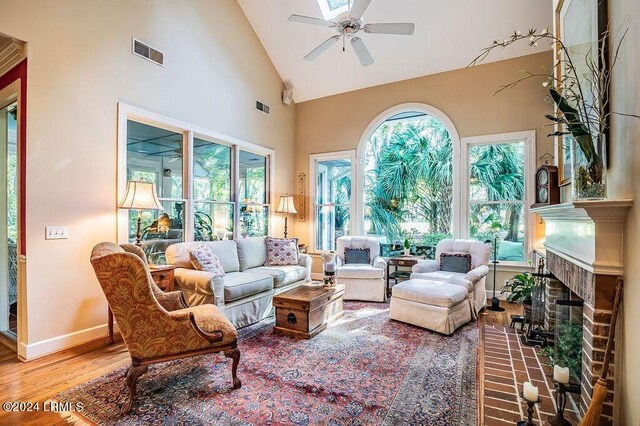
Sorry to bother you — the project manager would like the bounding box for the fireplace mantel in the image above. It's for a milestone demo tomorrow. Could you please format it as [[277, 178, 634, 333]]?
[[532, 200, 633, 275]]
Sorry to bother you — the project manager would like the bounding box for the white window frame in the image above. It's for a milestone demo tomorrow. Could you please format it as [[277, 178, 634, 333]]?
[[356, 103, 463, 238], [117, 103, 275, 244], [309, 150, 356, 253], [460, 130, 536, 266]]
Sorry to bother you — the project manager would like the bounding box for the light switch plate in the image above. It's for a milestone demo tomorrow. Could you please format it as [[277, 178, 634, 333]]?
[[45, 226, 68, 240]]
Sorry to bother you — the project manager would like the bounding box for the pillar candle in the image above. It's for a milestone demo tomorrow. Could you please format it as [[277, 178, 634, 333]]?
[[523, 382, 538, 402], [325, 262, 335, 273], [553, 365, 570, 384]]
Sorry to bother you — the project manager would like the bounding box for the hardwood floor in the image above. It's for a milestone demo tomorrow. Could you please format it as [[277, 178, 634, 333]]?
[[0, 301, 521, 425]]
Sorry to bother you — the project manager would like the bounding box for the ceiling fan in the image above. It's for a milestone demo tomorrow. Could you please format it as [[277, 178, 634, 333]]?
[[289, 0, 415, 66]]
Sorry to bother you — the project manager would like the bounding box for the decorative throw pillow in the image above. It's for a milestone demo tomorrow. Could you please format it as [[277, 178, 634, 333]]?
[[344, 247, 370, 264], [265, 237, 299, 266], [440, 252, 472, 273], [189, 245, 225, 276]]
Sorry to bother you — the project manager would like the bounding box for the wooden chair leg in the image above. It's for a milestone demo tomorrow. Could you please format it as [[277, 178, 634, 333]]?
[[224, 348, 242, 389], [122, 365, 148, 415]]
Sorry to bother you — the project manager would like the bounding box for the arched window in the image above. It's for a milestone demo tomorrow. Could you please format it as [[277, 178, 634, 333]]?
[[362, 111, 454, 249]]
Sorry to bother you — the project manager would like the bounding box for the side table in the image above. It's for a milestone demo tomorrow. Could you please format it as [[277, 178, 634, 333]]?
[[387, 256, 421, 297], [107, 264, 176, 344]]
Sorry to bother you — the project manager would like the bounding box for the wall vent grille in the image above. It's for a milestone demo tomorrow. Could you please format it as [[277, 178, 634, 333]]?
[[256, 100, 270, 115], [132, 38, 164, 67]]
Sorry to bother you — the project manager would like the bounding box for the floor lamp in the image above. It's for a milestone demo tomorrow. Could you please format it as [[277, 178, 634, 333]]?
[[485, 235, 505, 312]]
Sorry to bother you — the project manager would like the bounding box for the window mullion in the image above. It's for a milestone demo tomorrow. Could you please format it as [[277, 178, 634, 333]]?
[[232, 145, 240, 239], [184, 130, 194, 242]]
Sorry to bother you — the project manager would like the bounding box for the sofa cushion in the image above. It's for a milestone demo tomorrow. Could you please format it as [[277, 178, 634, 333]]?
[[410, 271, 473, 292], [336, 264, 384, 279], [189, 245, 225, 276], [440, 252, 472, 273], [344, 247, 370, 264], [249, 265, 307, 288], [223, 272, 273, 302], [236, 237, 267, 271], [166, 241, 240, 273], [392, 279, 468, 308], [265, 237, 299, 266]]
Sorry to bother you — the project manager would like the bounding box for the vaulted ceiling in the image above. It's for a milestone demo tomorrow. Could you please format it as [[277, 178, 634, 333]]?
[[238, 0, 553, 103]]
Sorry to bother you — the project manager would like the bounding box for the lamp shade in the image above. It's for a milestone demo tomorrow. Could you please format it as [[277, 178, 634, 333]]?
[[118, 180, 164, 210], [275, 195, 297, 214]]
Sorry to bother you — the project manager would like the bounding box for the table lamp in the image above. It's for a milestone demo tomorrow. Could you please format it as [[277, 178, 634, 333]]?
[[275, 194, 297, 238], [119, 180, 164, 246]]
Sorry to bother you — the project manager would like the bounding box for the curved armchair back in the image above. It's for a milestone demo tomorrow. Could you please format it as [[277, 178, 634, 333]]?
[[90, 242, 210, 359], [336, 236, 381, 265], [435, 239, 491, 269]]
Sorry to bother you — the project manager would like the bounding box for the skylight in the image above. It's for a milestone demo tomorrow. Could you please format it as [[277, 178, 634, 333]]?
[[327, 0, 349, 11], [316, 0, 350, 19]]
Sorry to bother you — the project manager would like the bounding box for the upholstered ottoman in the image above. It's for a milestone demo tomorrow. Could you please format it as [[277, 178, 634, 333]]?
[[389, 279, 472, 335]]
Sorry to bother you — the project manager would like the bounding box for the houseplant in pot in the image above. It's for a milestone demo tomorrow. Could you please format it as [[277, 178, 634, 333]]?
[[501, 272, 536, 318]]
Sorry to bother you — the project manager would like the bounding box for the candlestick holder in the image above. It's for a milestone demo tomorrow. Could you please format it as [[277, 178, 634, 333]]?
[[517, 394, 542, 426], [548, 383, 571, 426]]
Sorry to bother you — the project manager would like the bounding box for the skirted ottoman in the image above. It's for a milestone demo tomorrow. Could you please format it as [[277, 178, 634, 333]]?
[[389, 279, 472, 335]]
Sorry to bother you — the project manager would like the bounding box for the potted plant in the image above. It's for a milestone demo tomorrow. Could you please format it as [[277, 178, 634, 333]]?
[[501, 272, 537, 317]]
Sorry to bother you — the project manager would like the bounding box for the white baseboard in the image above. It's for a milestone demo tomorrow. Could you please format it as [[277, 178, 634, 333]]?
[[486, 290, 510, 301], [19, 323, 113, 361]]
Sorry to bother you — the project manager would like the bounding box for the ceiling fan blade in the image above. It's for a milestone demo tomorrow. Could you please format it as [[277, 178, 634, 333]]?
[[289, 14, 336, 28], [364, 23, 415, 35], [349, 0, 372, 19], [304, 36, 341, 61], [351, 37, 374, 66]]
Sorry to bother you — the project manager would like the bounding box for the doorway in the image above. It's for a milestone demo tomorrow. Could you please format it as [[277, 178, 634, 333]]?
[[0, 56, 26, 351], [0, 84, 19, 342]]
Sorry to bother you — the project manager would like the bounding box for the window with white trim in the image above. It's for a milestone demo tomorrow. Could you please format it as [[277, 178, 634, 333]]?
[[310, 152, 354, 251], [120, 105, 273, 263], [463, 132, 535, 263]]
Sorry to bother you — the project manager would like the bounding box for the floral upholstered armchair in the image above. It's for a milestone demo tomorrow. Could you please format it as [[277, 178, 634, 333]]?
[[90, 242, 241, 414]]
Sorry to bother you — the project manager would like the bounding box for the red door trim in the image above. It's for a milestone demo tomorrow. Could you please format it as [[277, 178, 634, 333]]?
[[0, 59, 27, 255]]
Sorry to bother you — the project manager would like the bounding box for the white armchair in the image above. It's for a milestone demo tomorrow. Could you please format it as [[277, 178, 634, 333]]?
[[335, 236, 387, 302], [411, 239, 491, 318]]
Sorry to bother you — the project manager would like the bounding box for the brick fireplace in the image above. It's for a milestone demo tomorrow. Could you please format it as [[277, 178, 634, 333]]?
[[532, 200, 632, 425]]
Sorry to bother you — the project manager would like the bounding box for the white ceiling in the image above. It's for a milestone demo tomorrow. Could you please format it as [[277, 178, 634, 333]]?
[[238, 0, 553, 103]]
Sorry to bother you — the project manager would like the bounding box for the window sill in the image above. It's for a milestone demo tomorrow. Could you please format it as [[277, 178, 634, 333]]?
[[490, 261, 533, 272]]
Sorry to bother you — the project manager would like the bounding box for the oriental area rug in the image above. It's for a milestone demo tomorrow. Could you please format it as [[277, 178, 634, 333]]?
[[54, 302, 477, 425]]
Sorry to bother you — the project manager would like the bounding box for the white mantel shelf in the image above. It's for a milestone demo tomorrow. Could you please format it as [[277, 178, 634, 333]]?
[[531, 199, 633, 222], [532, 199, 633, 276]]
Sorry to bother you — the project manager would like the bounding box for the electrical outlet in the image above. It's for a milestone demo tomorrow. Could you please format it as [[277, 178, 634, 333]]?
[[45, 226, 68, 240]]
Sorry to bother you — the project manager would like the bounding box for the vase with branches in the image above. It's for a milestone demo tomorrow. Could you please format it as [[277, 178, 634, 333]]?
[[469, 26, 639, 200]]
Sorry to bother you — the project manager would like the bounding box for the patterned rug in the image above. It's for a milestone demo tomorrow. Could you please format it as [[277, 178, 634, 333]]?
[[54, 302, 477, 425]]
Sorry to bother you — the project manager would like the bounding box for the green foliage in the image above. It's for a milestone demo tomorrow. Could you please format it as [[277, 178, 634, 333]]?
[[501, 272, 536, 304], [541, 322, 583, 381], [420, 233, 452, 247], [364, 118, 453, 241]]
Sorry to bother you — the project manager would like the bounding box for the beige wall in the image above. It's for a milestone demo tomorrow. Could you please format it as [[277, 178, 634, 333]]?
[[295, 52, 554, 255], [0, 0, 295, 355], [609, 0, 640, 423]]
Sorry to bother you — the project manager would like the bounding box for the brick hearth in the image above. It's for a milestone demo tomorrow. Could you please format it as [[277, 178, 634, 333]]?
[[482, 325, 580, 426]]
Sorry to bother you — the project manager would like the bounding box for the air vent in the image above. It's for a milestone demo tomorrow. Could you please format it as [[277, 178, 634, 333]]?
[[256, 100, 270, 115], [132, 38, 164, 67]]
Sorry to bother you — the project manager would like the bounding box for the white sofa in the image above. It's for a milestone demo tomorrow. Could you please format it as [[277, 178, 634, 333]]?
[[411, 239, 490, 318], [335, 236, 387, 302], [165, 237, 312, 328]]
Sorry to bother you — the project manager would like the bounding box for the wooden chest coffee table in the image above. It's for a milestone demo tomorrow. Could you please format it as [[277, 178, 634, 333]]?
[[273, 284, 345, 339]]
